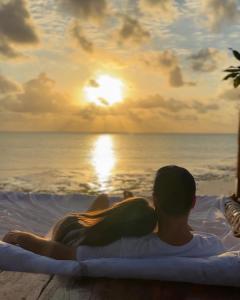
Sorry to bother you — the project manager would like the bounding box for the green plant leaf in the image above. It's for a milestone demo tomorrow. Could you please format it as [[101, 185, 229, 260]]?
[[223, 73, 239, 80], [229, 48, 240, 61], [233, 75, 240, 88], [223, 68, 240, 72]]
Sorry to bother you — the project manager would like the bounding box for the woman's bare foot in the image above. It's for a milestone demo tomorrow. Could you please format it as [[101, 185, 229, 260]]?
[[123, 190, 134, 200], [88, 194, 110, 212]]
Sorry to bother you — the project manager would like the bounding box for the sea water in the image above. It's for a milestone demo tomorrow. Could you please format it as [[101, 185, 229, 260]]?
[[0, 132, 237, 195]]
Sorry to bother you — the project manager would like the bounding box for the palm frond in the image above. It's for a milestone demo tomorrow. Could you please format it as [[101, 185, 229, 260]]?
[[223, 49, 240, 87]]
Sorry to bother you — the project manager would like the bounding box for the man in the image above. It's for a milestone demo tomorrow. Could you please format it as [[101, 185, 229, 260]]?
[[3, 166, 225, 261]]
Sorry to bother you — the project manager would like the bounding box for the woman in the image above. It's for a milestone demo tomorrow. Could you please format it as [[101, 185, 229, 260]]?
[[3, 192, 157, 261]]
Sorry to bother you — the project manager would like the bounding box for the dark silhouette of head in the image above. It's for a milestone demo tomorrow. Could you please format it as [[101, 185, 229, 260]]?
[[153, 165, 196, 217]]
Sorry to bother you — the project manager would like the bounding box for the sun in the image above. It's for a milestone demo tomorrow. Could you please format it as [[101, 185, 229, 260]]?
[[84, 74, 124, 106]]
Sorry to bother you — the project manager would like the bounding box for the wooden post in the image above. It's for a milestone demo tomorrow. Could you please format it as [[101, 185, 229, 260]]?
[[237, 110, 240, 199]]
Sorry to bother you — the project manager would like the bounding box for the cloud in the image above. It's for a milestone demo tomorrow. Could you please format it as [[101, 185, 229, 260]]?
[[142, 50, 195, 87], [0, 75, 221, 132], [188, 48, 223, 72], [139, 0, 178, 20], [0, 75, 21, 94], [0, 73, 73, 114], [127, 94, 218, 115], [116, 16, 151, 46], [0, 77, 219, 120], [0, 0, 39, 58], [155, 49, 178, 69], [220, 88, 240, 102], [0, 0, 39, 44], [59, 0, 107, 21], [169, 66, 184, 87], [134, 94, 190, 112], [75, 94, 191, 122], [70, 22, 94, 53], [202, 0, 240, 32], [75, 104, 96, 120], [88, 79, 99, 88], [192, 100, 219, 113], [0, 39, 22, 58]]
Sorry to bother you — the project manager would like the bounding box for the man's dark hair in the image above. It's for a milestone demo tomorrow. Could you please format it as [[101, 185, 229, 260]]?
[[153, 165, 196, 216]]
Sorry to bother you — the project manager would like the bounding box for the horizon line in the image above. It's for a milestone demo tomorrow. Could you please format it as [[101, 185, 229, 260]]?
[[0, 131, 237, 135]]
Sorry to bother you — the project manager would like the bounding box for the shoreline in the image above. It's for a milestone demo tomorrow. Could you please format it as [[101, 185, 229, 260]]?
[[0, 178, 236, 197]]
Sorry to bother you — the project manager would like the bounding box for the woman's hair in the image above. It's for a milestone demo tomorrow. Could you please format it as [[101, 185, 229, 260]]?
[[52, 197, 157, 247]]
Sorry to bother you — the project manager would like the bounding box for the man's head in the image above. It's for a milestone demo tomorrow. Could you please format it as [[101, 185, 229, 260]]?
[[153, 165, 196, 217]]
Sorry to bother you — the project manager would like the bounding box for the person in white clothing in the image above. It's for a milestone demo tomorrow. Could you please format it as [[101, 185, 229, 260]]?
[[3, 166, 225, 261]]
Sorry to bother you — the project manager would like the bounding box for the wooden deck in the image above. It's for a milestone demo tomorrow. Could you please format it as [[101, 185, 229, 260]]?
[[0, 271, 239, 300]]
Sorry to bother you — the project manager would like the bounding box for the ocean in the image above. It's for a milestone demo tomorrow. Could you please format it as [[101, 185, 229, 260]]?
[[0, 132, 237, 196]]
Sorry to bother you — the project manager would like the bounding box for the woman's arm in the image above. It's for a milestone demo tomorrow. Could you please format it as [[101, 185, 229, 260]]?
[[3, 231, 77, 260]]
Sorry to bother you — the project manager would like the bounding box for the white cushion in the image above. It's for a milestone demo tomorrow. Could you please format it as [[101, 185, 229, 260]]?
[[1, 241, 240, 287], [81, 252, 240, 287], [0, 241, 81, 276]]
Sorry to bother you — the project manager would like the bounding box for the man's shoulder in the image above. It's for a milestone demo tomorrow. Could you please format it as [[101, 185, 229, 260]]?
[[192, 231, 221, 240], [192, 231, 224, 249], [121, 233, 159, 242]]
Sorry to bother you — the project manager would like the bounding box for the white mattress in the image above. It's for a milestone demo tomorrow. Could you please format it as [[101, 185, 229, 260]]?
[[1, 195, 240, 287]]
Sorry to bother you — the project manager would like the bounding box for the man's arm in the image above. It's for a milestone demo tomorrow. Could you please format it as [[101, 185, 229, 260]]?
[[3, 231, 77, 260]]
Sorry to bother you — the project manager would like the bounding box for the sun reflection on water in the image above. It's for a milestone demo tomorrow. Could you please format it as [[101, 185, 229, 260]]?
[[91, 135, 116, 189]]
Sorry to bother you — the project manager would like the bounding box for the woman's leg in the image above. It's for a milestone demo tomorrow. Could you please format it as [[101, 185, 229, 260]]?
[[88, 191, 135, 211], [88, 191, 134, 212]]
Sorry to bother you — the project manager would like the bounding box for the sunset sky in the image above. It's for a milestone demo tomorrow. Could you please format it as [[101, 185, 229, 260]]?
[[0, 0, 240, 133]]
